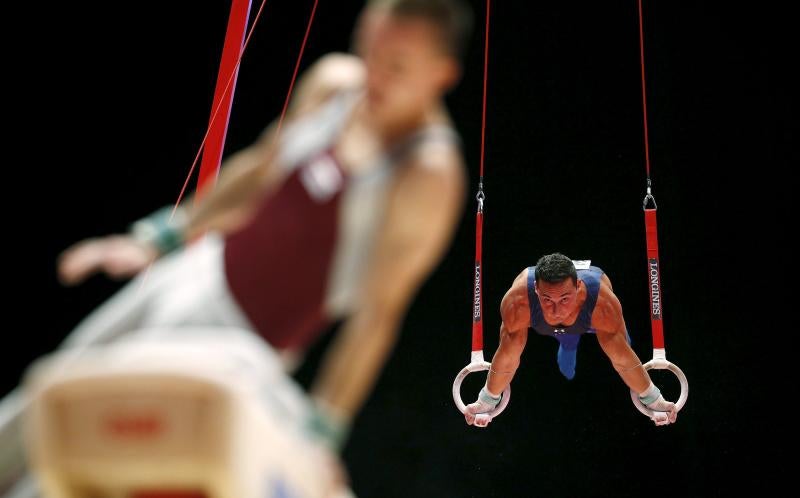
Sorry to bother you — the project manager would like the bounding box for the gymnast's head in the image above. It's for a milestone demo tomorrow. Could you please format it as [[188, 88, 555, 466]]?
[[353, 0, 473, 123], [534, 253, 581, 326]]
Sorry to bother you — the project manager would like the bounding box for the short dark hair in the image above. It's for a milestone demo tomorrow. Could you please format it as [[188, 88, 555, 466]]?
[[369, 0, 473, 59], [535, 253, 578, 286]]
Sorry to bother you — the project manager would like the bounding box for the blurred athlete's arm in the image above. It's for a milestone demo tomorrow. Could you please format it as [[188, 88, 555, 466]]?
[[58, 54, 364, 285], [311, 139, 465, 443]]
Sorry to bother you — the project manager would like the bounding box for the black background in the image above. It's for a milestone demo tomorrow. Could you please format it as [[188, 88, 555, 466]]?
[[7, 1, 791, 496]]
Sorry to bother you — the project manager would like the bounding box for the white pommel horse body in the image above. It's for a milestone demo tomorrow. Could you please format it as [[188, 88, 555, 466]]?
[[20, 327, 354, 498]]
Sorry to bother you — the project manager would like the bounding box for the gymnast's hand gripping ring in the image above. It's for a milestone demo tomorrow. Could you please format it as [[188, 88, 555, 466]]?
[[629, 350, 689, 422], [452, 353, 511, 420]]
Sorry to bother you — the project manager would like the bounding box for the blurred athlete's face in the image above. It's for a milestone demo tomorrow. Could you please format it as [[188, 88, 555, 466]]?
[[356, 11, 459, 124], [535, 279, 581, 326]]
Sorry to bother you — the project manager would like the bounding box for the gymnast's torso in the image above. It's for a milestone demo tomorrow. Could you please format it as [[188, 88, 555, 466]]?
[[223, 89, 458, 350]]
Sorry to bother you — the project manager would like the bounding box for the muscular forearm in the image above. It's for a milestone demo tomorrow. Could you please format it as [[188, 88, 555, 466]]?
[[616, 363, 651, 394], [486, 327, 525, 395], [310, 307, 401, 422], [600, 334, 651, 393]]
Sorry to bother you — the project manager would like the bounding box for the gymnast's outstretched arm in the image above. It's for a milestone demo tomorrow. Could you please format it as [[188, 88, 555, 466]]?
[[57, 54, 363, 285], [310, 141, 465, 447]]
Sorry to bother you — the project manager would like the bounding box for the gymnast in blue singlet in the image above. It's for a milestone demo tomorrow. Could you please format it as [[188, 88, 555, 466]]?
[[463, 253, 678, 427], [526, 262, 629, 380]]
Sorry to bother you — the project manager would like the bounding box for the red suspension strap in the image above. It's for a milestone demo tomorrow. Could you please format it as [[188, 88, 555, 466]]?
[[631, 0, 688, 420], [472, 196, 484, 354], [643, 208, 665, 350], [138, 0, 318, 291], [172, 0, 320, 212], [471, 0, 490, 359], [137, 0, 260, 292], [453, 0, 510, 420], [194, 0, 254, 203], [637, 0, 664, 351], [174, 0, 265, 211], [471, 0, 492, 356]]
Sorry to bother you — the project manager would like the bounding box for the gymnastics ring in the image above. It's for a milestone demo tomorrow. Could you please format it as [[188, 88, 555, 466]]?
[[629, 353, 689, 421], [452, 358, 511, 420]]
